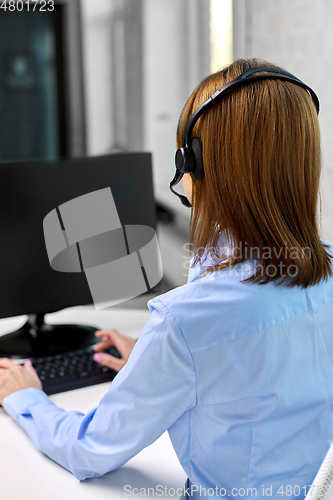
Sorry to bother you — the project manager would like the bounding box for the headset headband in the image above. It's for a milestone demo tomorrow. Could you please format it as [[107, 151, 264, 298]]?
[[170, 67, 320, 208], [182, 67, 319, 147]]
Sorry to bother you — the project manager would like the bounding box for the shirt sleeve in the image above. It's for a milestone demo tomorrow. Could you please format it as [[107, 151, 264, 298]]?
[[2, 299, 197, 481]]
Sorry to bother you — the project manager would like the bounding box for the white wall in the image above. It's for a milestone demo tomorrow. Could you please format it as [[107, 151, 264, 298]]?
[[233, 0, 333, 242], [142, 0, 210, 216], [142, 0, 188, 215], [80, 0, 210, 219], [81, 0, 115, 156]]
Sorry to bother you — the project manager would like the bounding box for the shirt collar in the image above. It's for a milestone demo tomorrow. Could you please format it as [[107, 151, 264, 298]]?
[[187, 232, 234, 283]]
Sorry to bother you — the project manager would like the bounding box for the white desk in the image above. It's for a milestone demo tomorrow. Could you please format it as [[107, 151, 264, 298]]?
[[0, 307, 187, 500]]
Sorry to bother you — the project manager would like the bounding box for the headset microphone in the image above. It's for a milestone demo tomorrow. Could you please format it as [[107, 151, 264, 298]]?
[[170, 67, 320, 208]]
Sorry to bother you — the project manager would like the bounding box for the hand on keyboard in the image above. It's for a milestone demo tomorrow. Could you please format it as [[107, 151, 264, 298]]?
[[30, 344, 123, 396], [1, 331, 138, 397], [93, 329, 137, 372], [0, 358, 42, 405]]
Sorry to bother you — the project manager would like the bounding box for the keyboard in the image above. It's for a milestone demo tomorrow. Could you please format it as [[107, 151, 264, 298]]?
[[31, 345, 122, 395]]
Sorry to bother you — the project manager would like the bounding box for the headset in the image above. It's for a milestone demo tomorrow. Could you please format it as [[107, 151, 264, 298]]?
[[170, 67, 320, 208]]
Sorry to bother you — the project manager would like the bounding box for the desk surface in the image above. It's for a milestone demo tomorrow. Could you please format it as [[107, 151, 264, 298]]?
[[0, 307, 187, 500]]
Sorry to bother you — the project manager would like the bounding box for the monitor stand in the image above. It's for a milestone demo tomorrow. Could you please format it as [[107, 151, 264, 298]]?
[[0, 313, 98, 359]]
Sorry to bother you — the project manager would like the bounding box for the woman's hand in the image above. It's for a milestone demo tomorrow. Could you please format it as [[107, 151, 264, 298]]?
[[93, 329, 137, 372], [0, 358, 42, 406]]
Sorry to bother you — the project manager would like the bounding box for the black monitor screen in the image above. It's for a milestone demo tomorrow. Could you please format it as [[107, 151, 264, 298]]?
[[0, 153, 156, 319]]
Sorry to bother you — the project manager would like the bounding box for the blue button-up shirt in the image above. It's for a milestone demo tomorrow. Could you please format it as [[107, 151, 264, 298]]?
[[3, 245, 333, 499]]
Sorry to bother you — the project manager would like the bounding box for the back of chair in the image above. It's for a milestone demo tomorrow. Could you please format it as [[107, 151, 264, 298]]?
[[305, 442, 333, 499]]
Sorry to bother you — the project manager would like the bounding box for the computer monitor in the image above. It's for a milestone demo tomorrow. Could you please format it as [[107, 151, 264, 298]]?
[[0, 153, 159, 359]]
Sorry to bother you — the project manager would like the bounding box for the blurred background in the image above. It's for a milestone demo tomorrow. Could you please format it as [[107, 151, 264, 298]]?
[[0, 0, 332, 291]]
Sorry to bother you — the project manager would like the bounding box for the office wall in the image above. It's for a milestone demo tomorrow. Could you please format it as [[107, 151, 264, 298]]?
[[143, 0, 210, 214], [80, 0, 210, 214], [233, 0, 333, 242], [81, 0, 115, 156]]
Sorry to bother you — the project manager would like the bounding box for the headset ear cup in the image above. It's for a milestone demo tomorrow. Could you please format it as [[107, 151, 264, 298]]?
[[190, 137, 205, 180]]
